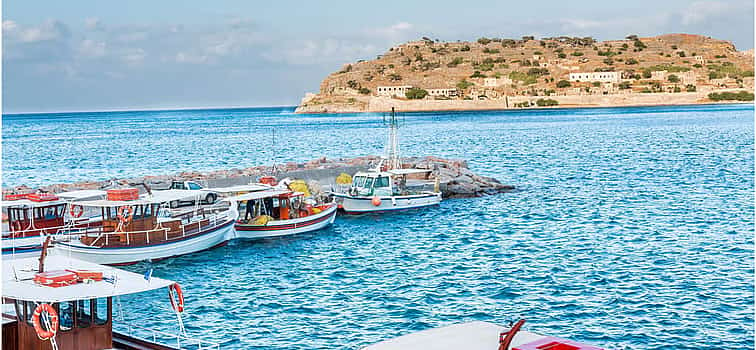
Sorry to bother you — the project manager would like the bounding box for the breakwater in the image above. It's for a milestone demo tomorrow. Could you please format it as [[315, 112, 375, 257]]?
[[3, 155, 514, 198]]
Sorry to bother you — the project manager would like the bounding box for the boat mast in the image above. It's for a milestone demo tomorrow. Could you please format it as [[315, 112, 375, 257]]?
[[386, 107, 401, 170]]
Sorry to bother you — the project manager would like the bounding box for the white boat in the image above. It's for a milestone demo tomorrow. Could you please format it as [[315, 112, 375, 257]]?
[[226, 189, 337, 239], [3, 255, 218, 349], [2, 191, 106, 260], [362, 321, 603, 350], [331, 108, 442, 214], [332, 168, 442, 214], [53, 189, 237, 265]]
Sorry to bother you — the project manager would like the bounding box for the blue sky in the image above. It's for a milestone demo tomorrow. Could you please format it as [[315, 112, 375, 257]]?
[[3, 0, 754, 113]]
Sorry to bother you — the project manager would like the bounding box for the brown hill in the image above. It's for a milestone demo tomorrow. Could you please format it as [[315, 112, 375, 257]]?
[[296, 33, 754, 113]]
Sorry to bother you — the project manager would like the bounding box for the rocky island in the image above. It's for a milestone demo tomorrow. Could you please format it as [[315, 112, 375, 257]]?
[[295, 34, 754, 113]]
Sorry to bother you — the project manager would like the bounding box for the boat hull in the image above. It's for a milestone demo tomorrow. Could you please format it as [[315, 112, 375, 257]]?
[[332, 192, 442, 214], [2, 235, 47, 259], [52, 220, 235, 265], [234, 204, 337, 239]]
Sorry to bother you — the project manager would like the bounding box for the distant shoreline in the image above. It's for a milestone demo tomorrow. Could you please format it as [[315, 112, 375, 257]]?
[[2, 104, 297, 117]]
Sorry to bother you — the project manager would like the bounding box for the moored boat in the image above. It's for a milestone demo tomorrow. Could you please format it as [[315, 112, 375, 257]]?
[[52, 188, 237, 265], [2, 255, 218, 350], [2, 191, 106, 259], [332, 168, 442, 214], [227, 189, 337, 239]]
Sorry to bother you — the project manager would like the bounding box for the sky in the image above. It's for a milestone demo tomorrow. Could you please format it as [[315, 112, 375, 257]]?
[[2, 0, 754, 113]]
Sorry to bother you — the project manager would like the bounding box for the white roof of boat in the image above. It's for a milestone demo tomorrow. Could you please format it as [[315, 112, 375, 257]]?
[[223, 189, 293, 202], [205, 184, 272, 194], [75, 190, 206, 207], [1, 199, 67, 208], [3, 255, 174, 303], [362, 321, 545, 350], [388, 169, 433, 175], [56, 190, 107, 201]]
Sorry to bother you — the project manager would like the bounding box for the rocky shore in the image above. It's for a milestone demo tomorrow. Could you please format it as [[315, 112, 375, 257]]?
[[3, 156, 514, 199]]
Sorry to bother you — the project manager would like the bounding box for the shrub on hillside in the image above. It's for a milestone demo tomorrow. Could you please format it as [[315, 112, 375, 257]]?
[[708, 91, 754, 101], [536, 98, 559, 106], [556, 80, 571, 88], [405, 88, 429, 99]]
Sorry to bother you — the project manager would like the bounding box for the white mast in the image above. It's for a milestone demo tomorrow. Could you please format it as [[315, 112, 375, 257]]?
[[385, 107, 400, 170]]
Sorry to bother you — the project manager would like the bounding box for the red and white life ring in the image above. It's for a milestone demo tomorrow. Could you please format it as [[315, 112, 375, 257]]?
[[117, 206, 134, 224], [69, 204, 84, 218], [169, 283, 185, 313], [32, 303, 59, 340]]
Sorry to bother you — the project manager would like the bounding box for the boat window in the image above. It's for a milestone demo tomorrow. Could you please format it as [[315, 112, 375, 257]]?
[[375, 176, 390, 188], [94, 298, 109, 325], [77, 299, 92, 328], [188, 183, 202, 190], [57, 301, 74, 331], [25, 301, 34, 325], [364, 177, 375, 189], [353, 176, 366, 187], [13, 300, 23, 322]]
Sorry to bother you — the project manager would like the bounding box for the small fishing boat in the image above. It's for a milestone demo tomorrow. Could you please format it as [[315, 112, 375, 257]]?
[[331, 107, 442, 214], [2, 254, 218, 350], [331, 168, 442, 214], [362, 320, 603, 350], [226, 189, 337, 239], [2, 191, 105, 259], [53, 188, 236, 265]]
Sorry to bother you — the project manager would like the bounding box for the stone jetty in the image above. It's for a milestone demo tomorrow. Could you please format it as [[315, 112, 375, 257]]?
[[4, 156, 514, 198]]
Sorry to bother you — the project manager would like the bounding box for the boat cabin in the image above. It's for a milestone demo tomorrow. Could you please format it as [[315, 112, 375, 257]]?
[[2, 256, 214, 350], [350, 169, 434, 197], [71, 191, 223, 248], [233, 190, 315, 223], [2, 197, 67, 238]]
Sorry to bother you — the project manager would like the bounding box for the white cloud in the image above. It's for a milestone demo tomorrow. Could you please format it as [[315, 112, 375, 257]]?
[[681, 1, 732, 25], [85, 17, 104, 31], [122, 48, 146, 65], [3, 20, 17, 31], [7, 20, 71, 43], [175, 52, 210, 64], [78, 39, 106, 58]]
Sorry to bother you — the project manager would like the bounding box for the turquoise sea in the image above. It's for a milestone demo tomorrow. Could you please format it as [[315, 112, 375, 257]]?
[[2, 104, 754, 349]]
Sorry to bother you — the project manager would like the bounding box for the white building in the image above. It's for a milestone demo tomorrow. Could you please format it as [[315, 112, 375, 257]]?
[[568, 72, 620, 83], [694, 56, 705, 65], [427, 88, 458, 98], [483, 77, 513, 87], [376, 86, 413, 98]]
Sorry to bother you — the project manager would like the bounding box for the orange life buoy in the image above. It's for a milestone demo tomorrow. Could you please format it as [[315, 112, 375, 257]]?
[[371, 197, 382, 206], [69, 204, 84, 218], [169, 283, 185, 313], [32, 303, 59, 340], [117, 206, 134, 224]]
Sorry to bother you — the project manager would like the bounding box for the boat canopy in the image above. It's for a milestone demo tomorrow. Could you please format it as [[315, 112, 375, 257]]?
[[223, 189, 295, 202], [204, 184, 272, 194], [1, 199, 68, 209], [56, 190, 108, 201], [74, 190, 206, 207], [3, 255, 174, 303], [387, 169, 433, 176]]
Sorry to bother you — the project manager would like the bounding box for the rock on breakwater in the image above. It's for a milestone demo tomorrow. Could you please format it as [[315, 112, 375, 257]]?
[[3, 156, 514, 199]]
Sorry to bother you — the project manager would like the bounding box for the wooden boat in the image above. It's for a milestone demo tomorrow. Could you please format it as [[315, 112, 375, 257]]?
[[331, 168, 442, 214], [53, 189, 237, 265], [226, 189, 337, 239], [362, 320, 603, 350], [2, 255, 218, 350], [2, 191, 106, 259]]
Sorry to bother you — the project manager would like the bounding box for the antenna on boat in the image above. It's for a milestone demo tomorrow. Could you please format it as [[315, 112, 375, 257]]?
[[271, 127, 277, 174], [384, 107, 401, 170]]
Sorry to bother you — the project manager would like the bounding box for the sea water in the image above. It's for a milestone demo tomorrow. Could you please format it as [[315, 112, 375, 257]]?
[[2, 104, 754, 349]]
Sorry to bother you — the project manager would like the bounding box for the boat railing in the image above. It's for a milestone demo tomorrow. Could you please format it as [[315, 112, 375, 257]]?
[[119, 323, 221, 350], [3, 220, 99, 239]]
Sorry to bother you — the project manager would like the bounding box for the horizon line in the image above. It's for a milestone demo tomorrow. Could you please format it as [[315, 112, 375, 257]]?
[[2, 104, 299, 116]]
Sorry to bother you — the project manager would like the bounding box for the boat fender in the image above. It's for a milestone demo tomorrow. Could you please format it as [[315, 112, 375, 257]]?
[[117, 206, 134, 224], [169, 283, 185, 313], [32, 303, 59, 340], [371, 197, 382, 206], [498, 319, 525, 350], [69, 204, 84, 218]]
